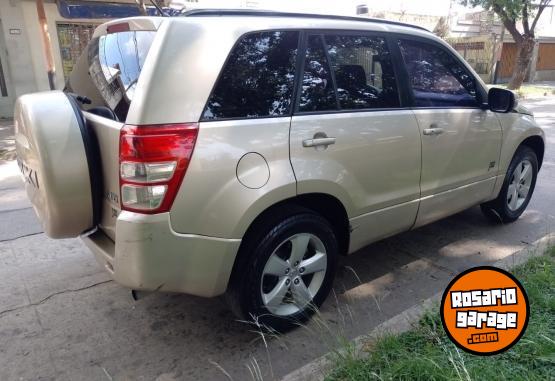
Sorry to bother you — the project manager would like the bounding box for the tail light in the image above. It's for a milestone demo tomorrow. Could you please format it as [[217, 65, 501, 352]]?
[[119, 123, 198, 214]]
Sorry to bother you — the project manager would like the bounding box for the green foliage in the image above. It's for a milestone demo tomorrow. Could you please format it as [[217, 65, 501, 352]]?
[[459, 0, 529, 21], [327, 249, 555, 381]]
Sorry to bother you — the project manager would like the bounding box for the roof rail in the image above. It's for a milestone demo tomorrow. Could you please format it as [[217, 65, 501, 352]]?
[[180, 9, 430, 32]]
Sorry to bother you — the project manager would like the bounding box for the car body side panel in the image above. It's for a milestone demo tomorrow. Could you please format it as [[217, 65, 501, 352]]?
[[413, 109, 502, 197], [414, 176, 499, 228], [291, 111, 422, 251], [349, 199, 420, 253], [84, 112, 124, 241], [291, 111, 422, 215], [488, 112, 545, 200], [169, 117, 297, 238], [495, 112, 545, 174]]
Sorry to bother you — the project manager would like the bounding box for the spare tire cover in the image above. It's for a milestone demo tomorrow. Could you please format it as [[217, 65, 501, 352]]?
[[15, 91, 97, 238]]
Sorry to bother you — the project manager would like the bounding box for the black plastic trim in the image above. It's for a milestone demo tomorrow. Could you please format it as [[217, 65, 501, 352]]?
[[65, 94, 103, 232]]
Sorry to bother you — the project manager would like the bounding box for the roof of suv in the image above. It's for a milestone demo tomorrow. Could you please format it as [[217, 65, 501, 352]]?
[[180, 9, 430, 33]]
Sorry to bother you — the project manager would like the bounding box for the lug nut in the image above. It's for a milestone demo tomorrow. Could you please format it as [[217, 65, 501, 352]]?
[[294, 278, 300, 285], [286, 279, 291, 286], [299, 267, 305, 274], [294, 261, 299, 266], [285, 268, 290, 274]]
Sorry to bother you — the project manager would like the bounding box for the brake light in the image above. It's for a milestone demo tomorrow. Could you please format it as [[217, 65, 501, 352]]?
[[107, 22, 130, 34], [119, 123, 198, 214]]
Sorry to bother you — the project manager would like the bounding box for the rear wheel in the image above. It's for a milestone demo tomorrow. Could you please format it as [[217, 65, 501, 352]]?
[[481, 146, 538, 223], [227, 207, 338, 332]]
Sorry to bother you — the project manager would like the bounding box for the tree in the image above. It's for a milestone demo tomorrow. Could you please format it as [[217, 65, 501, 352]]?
[[135, 0, 147, 15], [460, 0, 552, 89]]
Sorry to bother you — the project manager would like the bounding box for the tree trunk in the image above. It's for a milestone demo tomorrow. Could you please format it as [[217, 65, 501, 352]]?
[[507, 37, 535, 90], [136, 0, 147, 15]]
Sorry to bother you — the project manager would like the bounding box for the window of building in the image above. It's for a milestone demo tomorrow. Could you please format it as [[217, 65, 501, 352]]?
[[202, 31, 299, 120], [398, 39, 479, 107], [57, 23, 97, 81]]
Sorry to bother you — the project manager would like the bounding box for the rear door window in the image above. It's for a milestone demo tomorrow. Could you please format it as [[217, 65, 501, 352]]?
[[298, 34, 338, 112], [398, 39, 479, 108], [201, 31, 299, 120], [65, 30, 156, 121], [324, 34, 400, 110]]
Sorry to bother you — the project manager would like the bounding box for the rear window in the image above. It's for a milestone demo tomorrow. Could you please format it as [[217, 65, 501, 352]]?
[[65, 30, 156, 121], [201, 31, 300, 121]]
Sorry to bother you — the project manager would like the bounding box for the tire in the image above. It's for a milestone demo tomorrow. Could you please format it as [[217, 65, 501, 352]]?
[[226, 206, 338, 332], [481, 146, 538, 223]]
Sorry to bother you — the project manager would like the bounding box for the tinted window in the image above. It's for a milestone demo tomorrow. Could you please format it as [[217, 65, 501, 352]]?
[[399, 40, 479, 107], [66, 31, 156, 121], [202, 31, 299, 120], [325, 35, 400, 109], [299, 35, 337, 112]]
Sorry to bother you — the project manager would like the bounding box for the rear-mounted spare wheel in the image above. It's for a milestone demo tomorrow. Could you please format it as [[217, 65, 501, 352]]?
[[15, 91, 101, 238]]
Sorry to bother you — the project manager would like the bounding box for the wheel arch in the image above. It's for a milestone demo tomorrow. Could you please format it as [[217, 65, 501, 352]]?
[[520, 135, 545, 169], [226, 193, 350, 292]]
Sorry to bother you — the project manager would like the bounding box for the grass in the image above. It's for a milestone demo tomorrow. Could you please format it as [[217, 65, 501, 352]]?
[[490, 83, 555, 99], [326, 248, 555, 381]]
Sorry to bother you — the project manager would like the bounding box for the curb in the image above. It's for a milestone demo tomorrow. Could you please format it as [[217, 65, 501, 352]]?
[[281, 233, 554, 381]]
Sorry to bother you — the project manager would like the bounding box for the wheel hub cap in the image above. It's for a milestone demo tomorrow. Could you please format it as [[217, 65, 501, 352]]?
[[507, 159, 533, 212], [260, 233, 327, 316]]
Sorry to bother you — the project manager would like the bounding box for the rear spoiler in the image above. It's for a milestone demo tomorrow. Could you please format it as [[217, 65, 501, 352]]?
[[93, 17, 163, 38]]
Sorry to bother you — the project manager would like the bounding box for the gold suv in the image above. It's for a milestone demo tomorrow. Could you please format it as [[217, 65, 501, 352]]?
[[15, 10, 545, 330]]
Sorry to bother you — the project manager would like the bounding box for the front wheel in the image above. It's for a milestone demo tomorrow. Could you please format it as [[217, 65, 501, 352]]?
[[481, 146, 538, 223], [227, 208, 338, 332]]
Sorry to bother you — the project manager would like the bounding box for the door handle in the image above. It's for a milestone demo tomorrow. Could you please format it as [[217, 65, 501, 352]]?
[[302, 137, 336, 148], [422, 127, 445, 136]]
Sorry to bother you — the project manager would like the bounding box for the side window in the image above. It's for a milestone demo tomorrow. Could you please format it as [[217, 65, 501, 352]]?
[[202, 31, 299, 120], [398, 39, 479, 108], [325, 35, 400, 109], [299, 35, 337, 112]]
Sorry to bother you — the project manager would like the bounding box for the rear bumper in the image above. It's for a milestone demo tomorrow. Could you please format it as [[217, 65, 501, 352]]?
[[81, 212, 241, 297]]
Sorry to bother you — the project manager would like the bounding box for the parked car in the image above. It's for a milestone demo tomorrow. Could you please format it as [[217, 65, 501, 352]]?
[[15, 10, 544, 331]]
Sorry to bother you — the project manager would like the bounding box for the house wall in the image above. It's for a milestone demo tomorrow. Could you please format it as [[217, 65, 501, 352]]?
[[20, 0, 107, 92], [0, 0, 36, 117], [0, 0, 109, 117], [534, 43, 555, 81]]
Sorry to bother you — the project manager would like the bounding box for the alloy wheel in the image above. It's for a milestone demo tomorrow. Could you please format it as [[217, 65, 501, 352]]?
[[260, 233, 327, 316], [507, 159, 533, 212]]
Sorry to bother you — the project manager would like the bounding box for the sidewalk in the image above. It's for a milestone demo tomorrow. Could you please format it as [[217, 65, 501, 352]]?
[[282, 233, 555, 381], [0, 119, 42, 241]]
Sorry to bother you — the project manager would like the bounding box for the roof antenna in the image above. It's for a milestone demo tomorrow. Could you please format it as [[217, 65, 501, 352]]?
[[149, 0, 168, 16]]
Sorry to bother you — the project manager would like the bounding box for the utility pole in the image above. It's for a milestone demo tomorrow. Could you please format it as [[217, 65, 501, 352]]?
[[36, 0, 56, 90]]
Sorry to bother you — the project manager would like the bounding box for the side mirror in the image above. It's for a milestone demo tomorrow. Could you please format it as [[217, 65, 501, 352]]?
[[488, 87, 516, 113]]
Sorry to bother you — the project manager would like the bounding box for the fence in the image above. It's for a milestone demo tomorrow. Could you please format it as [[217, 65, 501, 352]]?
[[446, 36, 496, 83]]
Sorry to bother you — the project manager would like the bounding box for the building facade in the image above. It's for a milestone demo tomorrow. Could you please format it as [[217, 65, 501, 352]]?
[[448, 8, 555, 83], [0, 0, 256, 118]]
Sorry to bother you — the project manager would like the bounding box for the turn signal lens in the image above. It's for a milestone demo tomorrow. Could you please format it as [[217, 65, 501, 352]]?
[[119, 123, 198, 214]]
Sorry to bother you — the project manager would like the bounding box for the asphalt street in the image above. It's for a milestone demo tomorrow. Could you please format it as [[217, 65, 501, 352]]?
[[0, 98, 554, 380]]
